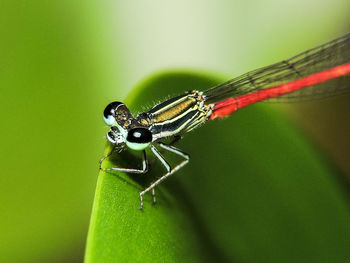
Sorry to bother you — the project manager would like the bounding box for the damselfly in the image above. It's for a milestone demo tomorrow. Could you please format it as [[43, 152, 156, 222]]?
[[100, 33, 350, 209]]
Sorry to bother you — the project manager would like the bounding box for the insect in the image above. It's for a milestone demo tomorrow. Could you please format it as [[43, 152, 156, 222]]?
[[100, 33, 350, 209]]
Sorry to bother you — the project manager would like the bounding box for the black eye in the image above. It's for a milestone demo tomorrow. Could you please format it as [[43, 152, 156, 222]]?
[[106, 131, 116, 143], [126, 128, 152, 143], [103, 101, 123, 125], [103, 101, 123, 119]]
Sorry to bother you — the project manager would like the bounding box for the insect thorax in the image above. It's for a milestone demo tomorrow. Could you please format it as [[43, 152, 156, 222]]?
[[141, 90, 212, 140]]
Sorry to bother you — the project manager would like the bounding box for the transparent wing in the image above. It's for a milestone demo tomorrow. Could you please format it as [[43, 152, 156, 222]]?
[[203, 33, 350, 103]]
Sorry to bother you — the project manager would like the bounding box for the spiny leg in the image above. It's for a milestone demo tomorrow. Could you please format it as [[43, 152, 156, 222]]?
[[99, 147, 115, 169], [151, 188, 156, 205], [139, 144, 171, 209], [139, 143, 190, 209], [100, 150, 148, 174], [148, 140, 183, 205], [148, 136, 182, 166], [158, 142, 190, 160]]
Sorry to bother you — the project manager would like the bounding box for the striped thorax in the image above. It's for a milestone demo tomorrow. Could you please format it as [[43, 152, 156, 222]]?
[[140, 90, 212, 140]]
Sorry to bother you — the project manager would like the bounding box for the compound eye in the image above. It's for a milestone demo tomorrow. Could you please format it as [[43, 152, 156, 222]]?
[[103, 101, 123, 126], [106, 131, 116, 143], [126, 128, 152, 143]]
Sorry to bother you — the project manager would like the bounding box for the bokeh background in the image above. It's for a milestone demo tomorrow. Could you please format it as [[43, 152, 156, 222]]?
[[1, 0, 349, 262]]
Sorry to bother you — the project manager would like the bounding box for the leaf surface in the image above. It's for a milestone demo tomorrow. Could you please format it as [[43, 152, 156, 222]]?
[[85, 71, 350, 263]]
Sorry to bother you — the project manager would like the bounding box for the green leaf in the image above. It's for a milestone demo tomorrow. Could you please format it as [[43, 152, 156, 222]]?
[[85, 70, 350, 263]]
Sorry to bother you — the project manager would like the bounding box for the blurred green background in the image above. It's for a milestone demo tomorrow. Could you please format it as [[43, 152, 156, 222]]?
[[1, 0, 349, 262]]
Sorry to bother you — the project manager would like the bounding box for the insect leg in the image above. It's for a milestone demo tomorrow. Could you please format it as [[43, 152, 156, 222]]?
[[138, 144, 171, 209], [100, 150, 148, 174], [158, 142, 190, 160], [99, 147, 115, 168], [139, 143, 190, 209], [151, 188, 156, 205]]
